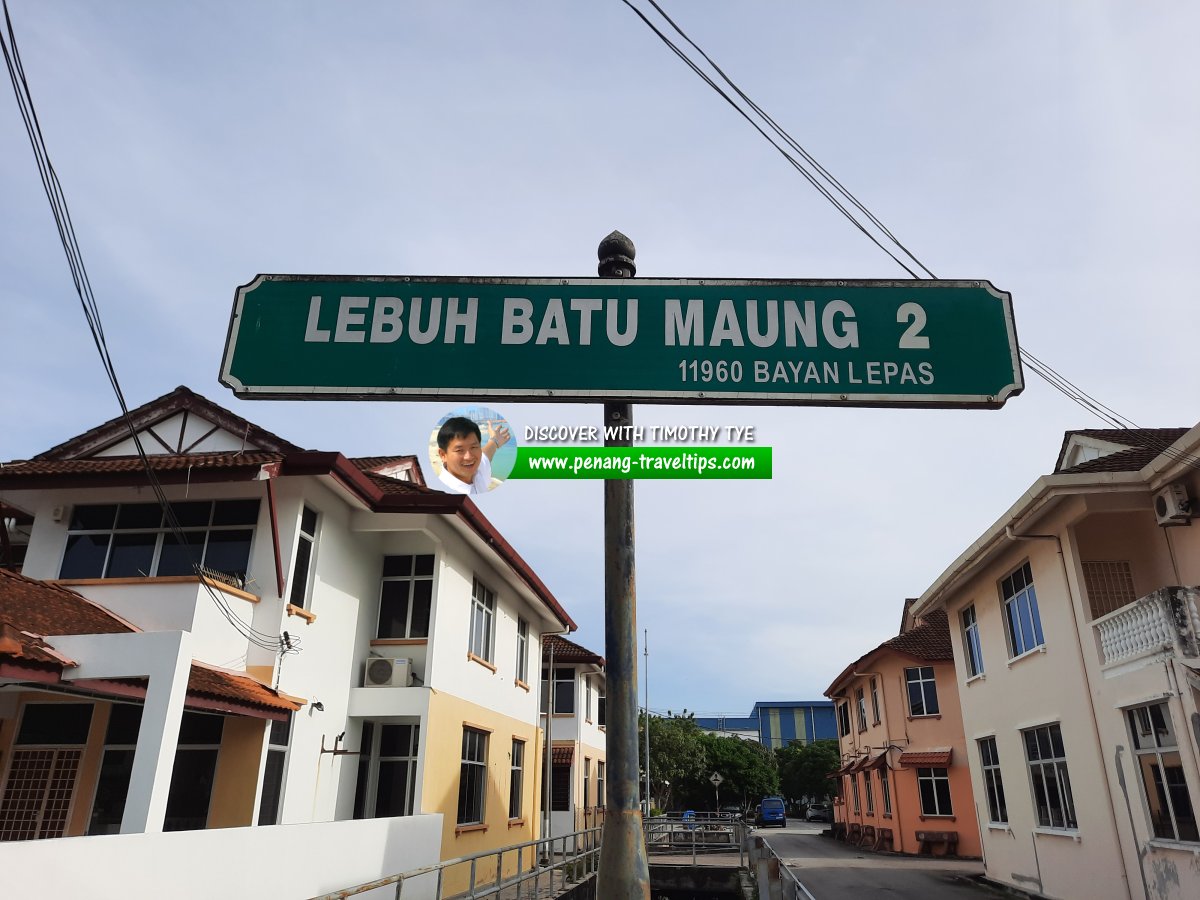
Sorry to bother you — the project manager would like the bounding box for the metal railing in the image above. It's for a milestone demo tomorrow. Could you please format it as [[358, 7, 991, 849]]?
[[643, 812, 749, 868], [310, 826, 601, 900]]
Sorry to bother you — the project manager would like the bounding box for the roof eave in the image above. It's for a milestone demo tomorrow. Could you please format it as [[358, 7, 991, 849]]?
[[912, 471, 1144, 618]]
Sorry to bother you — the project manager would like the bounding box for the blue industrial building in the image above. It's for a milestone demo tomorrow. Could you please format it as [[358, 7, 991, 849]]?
[[694, 701, 837, 749]]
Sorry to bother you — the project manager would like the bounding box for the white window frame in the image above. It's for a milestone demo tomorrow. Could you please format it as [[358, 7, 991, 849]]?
[[905, 666, 940, 717], [850, 774, 861, 814], [864, 770, 874, 815], [1002, 561, 1045, 657], [879, 768, 892, 816], [1022, 723, 1077, 830], [515, 618, 529, 684], [509, 738, 525, 820], [378, 554, 434, 640], [917, 767, 953, 817], [458, 727, 488, 825], [468, 578, 496, 662], [978, 736, 1008, 824], [961, 603, 984, 678], [870, 677, 881, 725], [855, 687, 867, 732], [1126, 702, 1198, 843], [288, 506, 319, 609]]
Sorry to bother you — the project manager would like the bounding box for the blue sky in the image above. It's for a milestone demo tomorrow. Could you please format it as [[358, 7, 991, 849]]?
[[2, 1, 1197, 715]]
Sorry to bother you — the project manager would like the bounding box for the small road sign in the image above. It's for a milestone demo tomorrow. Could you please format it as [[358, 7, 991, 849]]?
[[710, 772, 724, 786]]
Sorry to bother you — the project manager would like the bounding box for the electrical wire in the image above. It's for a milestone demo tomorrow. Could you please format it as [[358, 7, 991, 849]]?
[[2, 1, 295, 656], [621, 1, 1200, 472]]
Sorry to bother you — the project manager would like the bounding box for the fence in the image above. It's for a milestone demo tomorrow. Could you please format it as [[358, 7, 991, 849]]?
[[643, 812, 749, 868]]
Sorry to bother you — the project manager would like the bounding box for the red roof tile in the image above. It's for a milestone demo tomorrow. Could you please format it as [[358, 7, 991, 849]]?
[[351, 456, 428, 487], [185, 663, 303, 716], [0, 568, 134, 636], [551, 745, 574, 765], [0, 621, 69, 667], [1054, 428, 1188, 473], [544, 634, 604, 666], [0, 451, 283, 480], [880, 609, 953, 661], [898, 749, 952, 767]]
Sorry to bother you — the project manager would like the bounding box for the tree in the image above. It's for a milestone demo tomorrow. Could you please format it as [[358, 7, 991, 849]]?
[[776, 739, 841, 803], [639, 712, 706, 811], [696, 733, 779, 810]]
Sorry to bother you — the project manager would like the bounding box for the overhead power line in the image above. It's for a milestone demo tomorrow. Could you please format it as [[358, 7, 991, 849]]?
[[1, 0, 295, 655], [620, 1, 1198, 469]]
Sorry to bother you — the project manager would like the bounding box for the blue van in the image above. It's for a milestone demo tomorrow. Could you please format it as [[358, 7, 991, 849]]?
[[756, 796, 787, 827]]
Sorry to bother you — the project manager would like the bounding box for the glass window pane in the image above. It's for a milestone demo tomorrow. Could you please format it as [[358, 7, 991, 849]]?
[[375, 760, 411, 817], [288, 537, 313, 607], [88, 748, 135, 834], [300, 507, 318, 535], [925, 682, 940, 715], [257, 748, 286, 826], [919, 777, 936, 815], [60, 533, 110, 578], [70, 504, 117, 530], [17, 703, 94, 745], [1017, 598, 1035, 653], [105, 704, 143, 745], [908, 679, 924, 717], [105, 533, 157, 577], [382, 555, 413, 578], [379, 724, 413, 757], [414, 554, 434, 576], [177, 711, 224, 746], [378, 581, 411, 639], [168, 501, 212, 528], [1028, 588, 1044, 645], [115, 504, 163, 530], [410, 580, 432, 638], [201, 530, 253, 578], [156, 532, 206, 576], [935, 772, 953, 815], [211, 500, 260, 526], [163, 748, 218, 831]]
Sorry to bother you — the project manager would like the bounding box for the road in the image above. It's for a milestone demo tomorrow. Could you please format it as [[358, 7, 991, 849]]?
[[760, 821, 992, 900]]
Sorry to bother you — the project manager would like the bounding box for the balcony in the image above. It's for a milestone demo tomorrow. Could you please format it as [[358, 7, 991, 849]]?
[[1093, 587, 1200, 669]]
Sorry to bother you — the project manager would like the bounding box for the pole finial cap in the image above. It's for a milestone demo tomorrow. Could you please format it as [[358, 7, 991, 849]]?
[[598, 230, 636, 278]]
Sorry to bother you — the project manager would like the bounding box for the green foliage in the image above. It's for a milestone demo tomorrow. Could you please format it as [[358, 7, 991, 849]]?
[[776, 739, 841, 802], [639, 712, 706, 810], [697, 732, 779, 808]]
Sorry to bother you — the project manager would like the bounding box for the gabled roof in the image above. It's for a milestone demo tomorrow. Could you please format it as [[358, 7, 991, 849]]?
[[0, 568, 134, 636], [1055, 428, 1188, 474], [33, 386, 301, 460], [1, 387, 573, 630], [824, 609, 952, 697], [543, 633, 603, 666]]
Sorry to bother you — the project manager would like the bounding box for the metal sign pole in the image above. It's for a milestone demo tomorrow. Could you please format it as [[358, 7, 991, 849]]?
[[595, 231, 651, 899]]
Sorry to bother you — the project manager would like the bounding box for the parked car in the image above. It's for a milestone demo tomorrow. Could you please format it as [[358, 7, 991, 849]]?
[[719, 805, 746, 821], [805, 802, 832, 822], [756, 796, 787, 827]]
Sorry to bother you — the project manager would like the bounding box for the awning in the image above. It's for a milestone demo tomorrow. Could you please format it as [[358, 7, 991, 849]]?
[[551, 745, 574, 765], [899, 749, 952, 767]]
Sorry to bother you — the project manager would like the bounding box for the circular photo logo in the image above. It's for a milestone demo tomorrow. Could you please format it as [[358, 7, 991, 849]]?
[[428, 406, 516, 495]]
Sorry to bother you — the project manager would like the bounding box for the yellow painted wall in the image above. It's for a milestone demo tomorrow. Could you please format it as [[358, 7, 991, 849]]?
[[422, 689, 542, 895], [208, 715, 267, 828]]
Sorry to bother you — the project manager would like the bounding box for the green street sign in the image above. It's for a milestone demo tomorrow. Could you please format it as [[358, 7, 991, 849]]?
[[220, 275, 1022, 407]]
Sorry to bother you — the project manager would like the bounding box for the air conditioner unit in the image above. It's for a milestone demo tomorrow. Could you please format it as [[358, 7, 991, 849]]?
[[364, 657, 411, 687], [1154, 484, 1192, 526]]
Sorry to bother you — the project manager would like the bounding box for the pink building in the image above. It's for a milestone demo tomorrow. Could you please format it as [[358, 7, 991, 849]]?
[[826, 608, 981, 858]]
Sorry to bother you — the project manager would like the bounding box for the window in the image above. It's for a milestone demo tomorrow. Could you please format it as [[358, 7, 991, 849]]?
[[354, 721, 420, 819], [837, 702, 851, 737], [879, 768, 892, 816], [469, 578, 496, 662], [850, 774, 861, 814], [89, 704, 142, 835], [863, 771, 874, 815], [597, 761, 606, 807], [288, 506, 318, 608], [515, 618, 529, 684], [378, 555, 434, 639], [1023, 723, 1076, 829], [978, 737, 1008, 825], [1127, 702, 1198, 842], [59, 500, 259, 583], [258, 713, 292, 826], [917, 768, 953, 816], [597, 688, 606, 727], [870, 678, 880, 725], [458, 727, 488, 825], [1083, 560, 1137, 619], [509, 739, 525, 819], [583, 757, 591, 808], [0, 703, 93, 841], [1002, 562, 1045, 657], [586, 680, 593, 722], [855, 687, 867, 732], [905, 666, 940, 717], [164, 713, 224, 832], [542, 667, 575, 715], [961, 604, 984, 678], [552, 762, 571, 811]]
